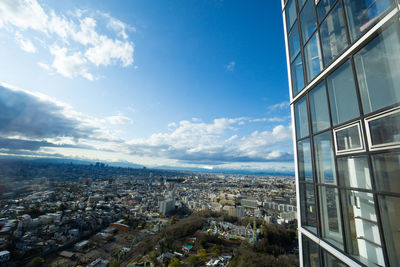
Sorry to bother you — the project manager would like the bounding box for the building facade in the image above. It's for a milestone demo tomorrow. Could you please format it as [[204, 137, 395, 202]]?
[[281, 0, 400, 266]]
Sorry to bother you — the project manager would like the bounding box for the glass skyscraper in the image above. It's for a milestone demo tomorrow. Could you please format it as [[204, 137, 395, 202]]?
[[281, 0, 400, 266]]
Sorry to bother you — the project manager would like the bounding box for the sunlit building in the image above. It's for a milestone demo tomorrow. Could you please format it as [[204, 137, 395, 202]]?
[[281, 0, 400, 266]]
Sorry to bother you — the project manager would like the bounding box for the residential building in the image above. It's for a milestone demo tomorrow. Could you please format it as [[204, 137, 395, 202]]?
[[281, 0, 400, 266]]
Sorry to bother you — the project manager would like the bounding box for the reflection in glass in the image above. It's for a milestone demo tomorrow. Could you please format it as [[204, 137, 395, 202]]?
[[337, 156, 372, 189], [309, 82, 330, 133], [372, 152, 400, 193], [322, 249, 348, 267], [298, 0, 307, 10], [319, 186, 343, 249], [305, 32, 323, 82], [327, 61, 360, 125], [295, 97, 309, 139], [300, 0, 317, 42], [292, 54, 305, 95], [314, 131, 336, 184], [367, 110, 400, 148], [344, 0, 391, 41], [286, 0, 297, 31], [300, 183, 317, 234], [341, 190, 385, 267], [320, 2, 348, 66], [335, 124, 362, 152], [289, 21, 301, 62], [378, 195, 400, 267], [354, 23, 400, 114], [317, 0, 337, 22], [302, 235, 320, 267], [298, 139, 313, 182]]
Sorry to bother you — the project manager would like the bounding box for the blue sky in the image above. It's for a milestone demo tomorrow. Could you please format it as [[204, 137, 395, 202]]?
[[0, 0, 293, 173]]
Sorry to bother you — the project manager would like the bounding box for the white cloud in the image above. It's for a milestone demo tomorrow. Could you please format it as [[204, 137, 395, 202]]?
[[104, 114, 133, 125], [15, 32, 37, 53], [268, 101, 289, 110], [225, 61, 235, 72]]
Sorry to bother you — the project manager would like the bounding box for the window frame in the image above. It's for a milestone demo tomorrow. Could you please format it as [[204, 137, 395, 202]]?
[[333, 121, 365, 155]]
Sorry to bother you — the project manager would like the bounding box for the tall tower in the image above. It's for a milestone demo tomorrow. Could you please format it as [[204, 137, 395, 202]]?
[[281, 0, 400, 266]]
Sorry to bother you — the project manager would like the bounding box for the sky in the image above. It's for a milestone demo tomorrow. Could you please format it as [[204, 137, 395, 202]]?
[[0, 0, 293, 173]]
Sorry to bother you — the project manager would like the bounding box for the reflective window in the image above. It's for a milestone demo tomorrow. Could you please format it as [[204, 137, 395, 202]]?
[[342, 190, 385, 267], [298, 139, 313, 182], [295, 96, 309, 139], [302, 235, 320, 267], [319, 186, 343, 249], [344, 0, 392, 41], [354, 23, 400, 114], [320, 2, 348, 66], [292, 53, 305, 95], [300, 183, 318, 233], [309, 82, 330, 133], [298, 0, 307, 10], [378, 195, 400, 267], [334, 123, 363, 153], [314, 131, 337, 184], [366, 109, 400, 149], [286, 0, 297, 31], [317, 0, 337, 22], [322, 248, 348, 267], [327, 61, 360, 125], [372, 152, 400, 193], [305, 32, 323, 82], [289, 22, 301, 62], [337, 156, 372, 189], [300, 0, 317, 42]]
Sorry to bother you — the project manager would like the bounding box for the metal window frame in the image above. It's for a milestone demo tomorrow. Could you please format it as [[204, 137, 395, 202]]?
[[333, 121, 365, 155]]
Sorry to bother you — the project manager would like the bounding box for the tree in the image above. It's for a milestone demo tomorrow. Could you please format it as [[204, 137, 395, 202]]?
[[211, 244, 221, 256], [168, 257, 181, 267], [198, 248, 207, 259], [188, 255, 199, 267], [28, 257, 45, 267], [109, 259, 120, 267]]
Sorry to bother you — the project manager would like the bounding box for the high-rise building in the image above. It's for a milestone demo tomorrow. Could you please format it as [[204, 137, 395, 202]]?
[[281, 0, 400, 266]]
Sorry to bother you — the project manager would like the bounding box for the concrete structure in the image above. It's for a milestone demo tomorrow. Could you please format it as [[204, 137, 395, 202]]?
[[282, 0, 400, 266], [159, 198, 175, 215]]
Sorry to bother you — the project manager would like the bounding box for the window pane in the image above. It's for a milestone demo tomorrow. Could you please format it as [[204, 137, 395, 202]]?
[[300, 0, 317, 42], [298, 0, 307, 10], [291, 53, 305, 95], [344, 0, 392, 41], [302, 235, 320, 267], [335, 124, 363, 152], [354, 23, 400, 114], [320, 2, 348, 66], [322, 248, 348, 267], [317, 0, 337, 22], [367, 110, 400, 148], [314, 131, 337, 184], [327, 61, 360, 125], [298, 139, 313, 182], [289, 21, 301, 62], [286, 0, 297, 31], [372, 152, 400, 193], [378, 195, 400, 267], [342, 190, 385, 267], [300, 183, 318, 233], [337, 156, 372, 189], [310, 82, 330, 133], [295, 96, 309, 139], [305, 32, 323, 82], [319, 186, 343, 249]]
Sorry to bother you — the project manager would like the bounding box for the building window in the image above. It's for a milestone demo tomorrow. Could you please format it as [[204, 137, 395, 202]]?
[[354, 22, 400, 114], [302, 235, 320, 267], [321, 248, 348, 267], [333, 122, 364, 154], [337, 156, 372, 189], [341, 190, 385, 267], [305, 32, 323, 82], [343, 0, 392, 42], [289, 21, 301, 62], [371, 152, 400, 193], [320, 2, 348, 66], [300, 0, 317, 43], [314, 131, 337, 184], [286, 0, 298, 31], [298, 0, 307, 10], [300, 183, 318, 234], [292, 53, 305, 95], [365, 108, 400, 150], [298, 138, 313, 182], [378, 195, 400, 267], [327, 60, 360, 125], [309, 81, 330, 133], [317, 0, 337, 22], [319, 186, 343, 249], [295, 96, 309, 139]]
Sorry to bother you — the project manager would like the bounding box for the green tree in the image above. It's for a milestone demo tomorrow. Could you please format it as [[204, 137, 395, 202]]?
[[109, 259, 120, 267], [28, 257, 45, 267], [168, 257, 181, 267], [188, 255, 199, 266], [211, 244, 221, 256], [198, 248, 207, 259]]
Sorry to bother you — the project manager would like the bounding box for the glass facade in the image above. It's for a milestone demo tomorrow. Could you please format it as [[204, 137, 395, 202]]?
[[283, 0, 400, 266]]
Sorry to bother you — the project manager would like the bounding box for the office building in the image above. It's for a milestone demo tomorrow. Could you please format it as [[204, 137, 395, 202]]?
[[281, 0, 400, 266]]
